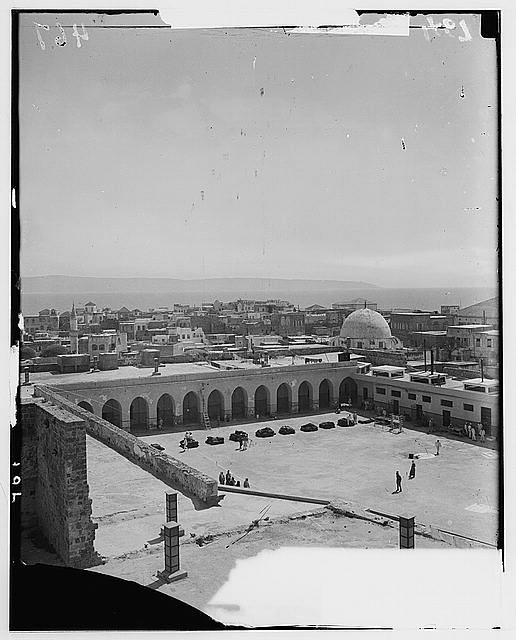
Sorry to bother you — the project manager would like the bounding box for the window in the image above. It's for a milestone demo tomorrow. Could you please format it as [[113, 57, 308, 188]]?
[[464, 403, 474, 412], [376, 387, 386, 395], [357, 342, 363, 349], [422, 395, 431, 403], [91, 344, 98, 350], [487, 339, 492, 347], [99, 344, 105, 351], [440, 399, 453, 407], [110, 343, 116, 350], [408, 393, 416, 400], [475, 338, 481, 347], [391, 390, 401, 397], [379, 342, 384, 348]]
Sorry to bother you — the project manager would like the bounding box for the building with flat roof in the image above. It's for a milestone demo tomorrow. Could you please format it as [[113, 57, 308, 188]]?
[[456, 297, 498, 328]]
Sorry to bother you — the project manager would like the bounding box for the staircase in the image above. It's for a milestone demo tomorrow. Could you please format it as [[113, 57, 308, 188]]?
[[202, 413, 211, 430]]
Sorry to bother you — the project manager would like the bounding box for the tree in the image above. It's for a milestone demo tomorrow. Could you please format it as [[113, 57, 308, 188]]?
[[41, 345, 68, 358]]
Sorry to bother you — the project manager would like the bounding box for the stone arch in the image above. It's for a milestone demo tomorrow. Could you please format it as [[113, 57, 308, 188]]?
[[102, 399, 122, 428], [183, 391, 200, 425], [130, 396, 149, 432], [339, 377, 358, 405], [207, 389, 225, 422], [298, 381, 313, 413], [318, 379, 333, 410], [276, 383, 291, 415], [231, 387, 247, 420], [78, 400, 93, 413], [157, 393, 174, 429], [254, 385, 270, 417]]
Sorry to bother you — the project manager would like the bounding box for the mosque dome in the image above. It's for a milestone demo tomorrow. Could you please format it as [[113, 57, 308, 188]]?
[[340, 308, 392, 340]]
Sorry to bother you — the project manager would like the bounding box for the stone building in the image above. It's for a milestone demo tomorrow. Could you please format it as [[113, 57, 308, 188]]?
[[330, 308, 402, 350], [456, 297, 498, 328]]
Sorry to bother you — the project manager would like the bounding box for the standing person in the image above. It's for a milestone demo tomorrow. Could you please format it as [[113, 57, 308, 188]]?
[[243, 434, 249, 450], [243, 478, 250, 488], [428, 418, 434, 435], [219, 471, 225, 485], [480, 425, 486, 442], [465, 422, 470, 438], [225, 470, 231, 485], [435, 439, 441, 456], [471, 424, 477, 441], [239, 436, 244, 451], [353, 411, 358, 425], [408, 460, 416, 480], [395, 471, 402, 493]]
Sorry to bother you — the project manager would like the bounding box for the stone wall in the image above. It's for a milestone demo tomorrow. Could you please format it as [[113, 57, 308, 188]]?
[[21, 400, 99, 568], [349, 348, 407, 367], [33, 386, 218, 505]]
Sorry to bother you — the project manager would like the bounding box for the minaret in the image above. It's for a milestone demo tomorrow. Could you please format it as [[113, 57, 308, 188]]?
[[70, 302, 78, 354]]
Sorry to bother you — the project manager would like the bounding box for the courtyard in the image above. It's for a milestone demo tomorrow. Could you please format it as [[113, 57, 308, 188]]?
[[86, 408, 498, 563]]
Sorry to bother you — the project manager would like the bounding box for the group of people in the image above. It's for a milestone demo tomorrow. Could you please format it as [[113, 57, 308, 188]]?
[[219, 470, 250, 488], [463, 422, 486, 442], [238, 434, 250, 451], [394, 440, 442, 493], [394, 460, 417, 493], [180, 431, 195, 451]]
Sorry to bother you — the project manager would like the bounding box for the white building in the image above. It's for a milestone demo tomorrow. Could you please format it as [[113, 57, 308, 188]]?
[[330, 308, 402, 350]]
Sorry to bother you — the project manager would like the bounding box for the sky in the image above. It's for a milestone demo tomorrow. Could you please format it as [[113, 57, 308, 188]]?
[[18, 12, 498, 288]]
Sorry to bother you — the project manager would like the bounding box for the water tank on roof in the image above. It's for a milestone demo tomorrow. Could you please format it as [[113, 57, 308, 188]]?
[[141, 348, 160, 367], [99, 352, 119, 371]]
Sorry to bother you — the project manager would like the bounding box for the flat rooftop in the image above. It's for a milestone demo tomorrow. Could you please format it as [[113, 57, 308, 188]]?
[[360, 370, 471, 391], [449, 324, 492, 330], [23, 351, 358, 389], [412, 331, 448, 336]]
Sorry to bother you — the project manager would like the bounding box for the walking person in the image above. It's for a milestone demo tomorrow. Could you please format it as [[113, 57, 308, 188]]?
[[428, 418, 434, 435], [465, 422, 471, 438], [480, 426, 486, 443], [408, 460, 416, 480], [353, 412, 358, 425], [435, 439, 441, 456], [471, 424, 477, 442], [395, 471, 402, 493]]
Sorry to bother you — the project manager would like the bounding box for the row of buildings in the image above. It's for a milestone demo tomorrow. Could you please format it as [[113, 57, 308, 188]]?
[[21, 297, 499, 376]]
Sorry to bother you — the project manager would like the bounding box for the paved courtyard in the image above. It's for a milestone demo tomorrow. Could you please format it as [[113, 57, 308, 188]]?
[[87, 409, 498, 561], [139, 412, 498, 544]]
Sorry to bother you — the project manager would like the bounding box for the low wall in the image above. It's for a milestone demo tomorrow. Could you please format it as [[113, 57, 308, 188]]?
[[349, 348, 407, 367], [34, 385, 218, 505]]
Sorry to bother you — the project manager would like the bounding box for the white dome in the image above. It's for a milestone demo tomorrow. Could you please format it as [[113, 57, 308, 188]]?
[[340, 308, 392, 340]]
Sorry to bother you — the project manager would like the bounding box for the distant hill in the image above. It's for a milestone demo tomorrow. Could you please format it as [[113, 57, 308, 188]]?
[[22, 275, 379, 295]]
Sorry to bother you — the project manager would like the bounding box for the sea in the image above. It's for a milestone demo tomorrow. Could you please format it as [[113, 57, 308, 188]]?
[[20, 286, 498, 315]]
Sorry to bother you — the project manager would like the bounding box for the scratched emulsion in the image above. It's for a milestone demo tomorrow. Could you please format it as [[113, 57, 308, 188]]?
[[16, 10, 500, 628]]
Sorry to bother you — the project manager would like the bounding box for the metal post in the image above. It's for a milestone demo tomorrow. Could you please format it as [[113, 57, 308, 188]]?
[[423, 340, 427, 372], [399, 515, 415, 549]]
